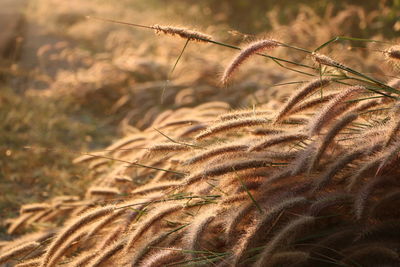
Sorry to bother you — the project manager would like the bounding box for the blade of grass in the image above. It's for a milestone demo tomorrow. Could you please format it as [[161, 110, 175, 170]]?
[[233, 169, 263, 213], [153, 127, 204, 149], [314, 36, 393, 52]]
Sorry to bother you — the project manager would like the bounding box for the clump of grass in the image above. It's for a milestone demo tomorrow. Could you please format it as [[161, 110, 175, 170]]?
[[2, 14, 400, 267]]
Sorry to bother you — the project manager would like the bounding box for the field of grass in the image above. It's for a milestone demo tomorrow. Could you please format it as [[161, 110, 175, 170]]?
[[0, 0, 399, 266]]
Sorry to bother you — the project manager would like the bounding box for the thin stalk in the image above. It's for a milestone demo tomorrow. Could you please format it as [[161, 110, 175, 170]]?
[[314, 36, 393, 52], [233, 170, 263, 213], [153, 127, 204, 149], [23, 145, 186, 174], [115, 195, 221, 210], [162, 39, 190, 103], [88, 17, 317, 72], [84, 153, 187, 175]]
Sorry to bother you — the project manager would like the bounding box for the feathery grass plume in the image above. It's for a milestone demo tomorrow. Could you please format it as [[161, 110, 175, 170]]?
[[7, 213, 34, 235], [0, 231, 53, 254], [229, 217, 260, 266], [14, 258, 41, 267], [27, 210, 55, 226], [221, 39, 280, 85], [248, 133, 308, 152], [46, 231, 86, 267], [308, 86, 364, 136], [106, 136, 146, 154], [377, 140, 400, 172], [388, 78, 400, 89], [0, 241, 40, 265], [220, 191, 258, 206], [274, 78, 331, 122], [85, 209, 126, 242], [353, 175, 397, 220], [185, 210, 216, 256], [250, 128, 284, 136], [358, 220, 400, 244], [88, 159, 109, 170], [72, 151, 105, 164], [310, 227, 356, 262], [309, 112, 358, 170], [88, 187, 120, 197], [151, 162, 176, 183], [313, 144, 380, 191], [224, 201, 255, 244], [235, 176, 265, 192], [52, 195, 80, 204], [40, 206, 114, 267], [68, 252, 96, 267], [342, 245, 400, 266], [311, 52, 344, 68], [138, 249, 184, 267], [125, 204, 183, 252], [309, 193, 352, 216], [378, 79, 400, 103], [147, 142, 192, 154], [254, 216, 315, 267], [87, 240, 125, 267], [152, 25, 212, 42], [185, 159, 273, 185], [22, 210, 50, 227], [195, 118, 269, 140], [114, 175, 133, 183], [260, 169, 293, 188], [130, 181, 181, 196], [218, 110, 272, 121], [384, 111, 400, 147], [350, 98, 380, 113], [121, 192, 165, 227], [258, 150, 300, 160], [131, 226, 187, 267], [160, 119, 200, 129], [289, 92, 337, 114], [178, 124, 207, 138], [231, 196, 308, 265], [347, 156, 382, 191], [151, 110, 174, 127], [184, 143, 248, 165], [266, 251, 309, 267], [194, 101, 231, 111], [20, 203, 51, 214], [370, 189, 400, 220], [98, 225, 125, 252], [287, 143, 317, 176]]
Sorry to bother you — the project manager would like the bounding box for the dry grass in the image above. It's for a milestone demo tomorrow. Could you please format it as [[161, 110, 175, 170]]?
[[1, 1, 400, 267]]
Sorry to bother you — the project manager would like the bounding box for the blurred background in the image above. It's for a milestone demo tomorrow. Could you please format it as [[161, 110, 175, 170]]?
[[0, 0, 399, 234]]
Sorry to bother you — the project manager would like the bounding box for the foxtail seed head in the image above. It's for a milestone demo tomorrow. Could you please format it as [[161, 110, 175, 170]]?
[[221, 39, 280, 85], [152, 25, 212, 42]]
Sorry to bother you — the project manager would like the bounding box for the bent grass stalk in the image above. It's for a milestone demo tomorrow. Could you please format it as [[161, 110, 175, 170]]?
[[87, 16, 318, 75]]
